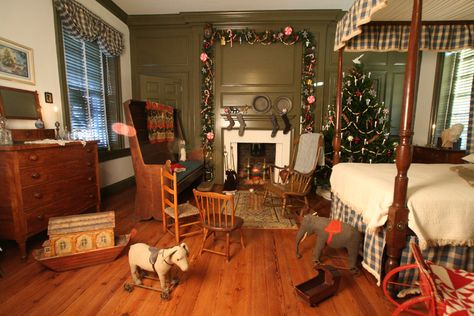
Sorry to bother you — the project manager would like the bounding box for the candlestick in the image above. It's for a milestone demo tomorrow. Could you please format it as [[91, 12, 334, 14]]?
[[431, 124, 436, 146]]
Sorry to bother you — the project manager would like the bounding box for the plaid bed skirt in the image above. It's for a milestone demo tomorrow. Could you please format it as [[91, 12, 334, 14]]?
[[331, 195, 474, 286]]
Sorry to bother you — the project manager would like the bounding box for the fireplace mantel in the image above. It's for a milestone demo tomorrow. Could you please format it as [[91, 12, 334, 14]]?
[[222, 129, 292, 182]]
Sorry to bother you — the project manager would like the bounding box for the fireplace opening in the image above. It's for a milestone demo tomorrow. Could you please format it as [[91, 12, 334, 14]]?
[[237, 143, 276, 186]]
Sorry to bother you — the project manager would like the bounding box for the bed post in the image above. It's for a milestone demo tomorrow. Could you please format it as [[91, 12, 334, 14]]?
[[385, 0, 422, 274], [332, 47, 344, 165]]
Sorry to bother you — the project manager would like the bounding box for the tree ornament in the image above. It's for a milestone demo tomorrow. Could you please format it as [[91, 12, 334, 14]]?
[[346, 96, 352, 105], [284, 26, 293, 36], [206, 132, 214, 140], [307, 95, 315, 104], [307, 79, 313, 85], [200, 52, 208, 62], [355, 90, 362, 97], [220, 35, 226, 46]]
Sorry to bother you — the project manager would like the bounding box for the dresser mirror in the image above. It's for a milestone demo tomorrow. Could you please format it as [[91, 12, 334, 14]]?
[[0, 85, 42, 120]]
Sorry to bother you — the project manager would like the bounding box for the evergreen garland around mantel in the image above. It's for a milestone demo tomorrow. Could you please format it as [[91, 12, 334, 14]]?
[[200, 24, 317, 180]]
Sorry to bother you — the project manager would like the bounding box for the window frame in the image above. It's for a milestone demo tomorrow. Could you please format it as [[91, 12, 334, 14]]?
[[54, 10, 128, 162], [429, 51, 474, 150]]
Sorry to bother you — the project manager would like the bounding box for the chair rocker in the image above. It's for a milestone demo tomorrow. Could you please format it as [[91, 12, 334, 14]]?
[[263, 132, 323, 217], [383, 242, 474, 315]]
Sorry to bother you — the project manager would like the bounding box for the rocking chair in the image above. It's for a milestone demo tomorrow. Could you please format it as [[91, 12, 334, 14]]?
[[263, 132, 323, 217], [383, 242, 474, 315]]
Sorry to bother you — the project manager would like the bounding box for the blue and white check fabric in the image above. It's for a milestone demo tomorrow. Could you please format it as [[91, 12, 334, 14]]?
[[54, 0, 124, 56], [331, 195, 474, 286], [334, 0, 474, 52]]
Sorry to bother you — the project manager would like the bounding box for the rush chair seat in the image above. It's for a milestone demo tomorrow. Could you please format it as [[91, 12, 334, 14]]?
[[193, 190, 245, 262], [263, 132, 323, 217], [161, 160, 201, 243]]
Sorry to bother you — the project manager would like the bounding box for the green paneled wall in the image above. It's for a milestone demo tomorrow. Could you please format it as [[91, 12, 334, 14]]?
[[129, 10, 406, 183]]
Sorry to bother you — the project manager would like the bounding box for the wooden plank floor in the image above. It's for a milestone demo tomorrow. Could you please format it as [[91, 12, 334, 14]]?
[[0, 186, 397, 315]]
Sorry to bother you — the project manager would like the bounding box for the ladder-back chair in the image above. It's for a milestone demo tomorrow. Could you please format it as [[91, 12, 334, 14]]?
[[161, 160, 201, 243]]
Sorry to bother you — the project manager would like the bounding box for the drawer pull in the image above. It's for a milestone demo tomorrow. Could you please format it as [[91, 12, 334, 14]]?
[[37, 214, 44, 220], [88, 176, 93, 181], [31, 172, 40, 179], [33, 192, 43, 199], [87, 161, 92, 167], [89, 194, 94, 199], [86, 148, 92, 153], [28, 154, 39, 161]]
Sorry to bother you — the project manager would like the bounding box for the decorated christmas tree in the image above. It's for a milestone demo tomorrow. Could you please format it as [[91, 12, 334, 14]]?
[[317, 58, 396, 186]]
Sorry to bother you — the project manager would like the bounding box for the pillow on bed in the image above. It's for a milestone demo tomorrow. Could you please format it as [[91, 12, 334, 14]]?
[[462, 153, 474, 163]]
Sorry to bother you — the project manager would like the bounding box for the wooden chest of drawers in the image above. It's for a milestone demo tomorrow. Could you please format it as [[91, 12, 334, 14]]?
[[0, 142, 100, 258], [412, 146, 466, 164]]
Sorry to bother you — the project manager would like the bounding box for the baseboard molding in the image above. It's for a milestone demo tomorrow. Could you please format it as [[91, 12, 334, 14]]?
[[100, 176, 135, 198]]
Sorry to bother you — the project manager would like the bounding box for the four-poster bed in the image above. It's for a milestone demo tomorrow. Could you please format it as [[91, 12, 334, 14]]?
[[330, 0, 474, 283]]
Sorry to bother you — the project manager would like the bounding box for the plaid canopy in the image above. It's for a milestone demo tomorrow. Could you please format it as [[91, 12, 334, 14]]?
[[54, 0, 124, 56], [334, 0, 474, 52]]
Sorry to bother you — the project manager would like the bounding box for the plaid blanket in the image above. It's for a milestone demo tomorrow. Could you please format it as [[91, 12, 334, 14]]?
[[331, 195, 474, 286]]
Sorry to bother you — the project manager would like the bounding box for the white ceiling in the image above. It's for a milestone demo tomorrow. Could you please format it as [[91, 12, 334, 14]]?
[[111, 0, 354, 15]]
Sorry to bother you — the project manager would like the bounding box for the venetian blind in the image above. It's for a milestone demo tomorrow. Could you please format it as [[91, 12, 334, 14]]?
[[434, 50, 474, 150], [63, 28, 120, 149]]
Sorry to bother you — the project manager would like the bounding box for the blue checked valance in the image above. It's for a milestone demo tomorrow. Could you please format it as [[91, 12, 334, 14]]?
[[54, 0, 124, 56], [334, 0, 474, 52]]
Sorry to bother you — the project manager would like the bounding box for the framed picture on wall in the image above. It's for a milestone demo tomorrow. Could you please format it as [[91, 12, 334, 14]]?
[[0, 37, 35, 85]]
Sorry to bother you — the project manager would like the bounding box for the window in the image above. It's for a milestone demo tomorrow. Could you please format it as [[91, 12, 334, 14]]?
[[432, 50, 474, 150], [60, 27, 123, 151]]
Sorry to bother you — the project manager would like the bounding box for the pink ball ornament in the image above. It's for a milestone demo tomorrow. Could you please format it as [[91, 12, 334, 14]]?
[[307, 95, 315, 104], [206, 132, 215, 140], [200, 52, 208, 62], [284, 26, 293, 36]]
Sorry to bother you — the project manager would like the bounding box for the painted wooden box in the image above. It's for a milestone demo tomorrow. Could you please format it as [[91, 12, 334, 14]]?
[[42, 211, 115, 257]]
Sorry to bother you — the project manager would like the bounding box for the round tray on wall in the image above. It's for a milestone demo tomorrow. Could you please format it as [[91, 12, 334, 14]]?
[[274, 96, 293, 114], [252, 95, 271, 113]]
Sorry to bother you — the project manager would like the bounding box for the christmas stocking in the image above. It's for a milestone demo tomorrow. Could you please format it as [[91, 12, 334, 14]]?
[[225, 112, 235, 130], [271, 113, 279, 137], [237, 113, 246, 136], [281, 112, 291, 134]]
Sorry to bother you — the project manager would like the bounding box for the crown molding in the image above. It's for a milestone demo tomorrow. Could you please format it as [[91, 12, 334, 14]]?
[[96, 0, 128, 24], [128, 10, 344, 27]]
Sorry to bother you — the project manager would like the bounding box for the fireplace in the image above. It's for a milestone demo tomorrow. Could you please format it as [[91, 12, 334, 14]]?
[[237, 143, 276, 185], [222, 129, 292, 184]]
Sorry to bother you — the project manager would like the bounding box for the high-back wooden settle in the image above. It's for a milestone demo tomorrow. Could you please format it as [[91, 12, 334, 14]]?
[[123, 100, 204, 220]]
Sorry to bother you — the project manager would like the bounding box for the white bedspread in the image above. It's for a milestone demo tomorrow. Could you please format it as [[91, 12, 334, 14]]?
[[330, 163, 474, 249]]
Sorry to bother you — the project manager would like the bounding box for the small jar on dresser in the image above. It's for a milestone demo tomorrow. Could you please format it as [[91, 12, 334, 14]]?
[[0, 136, 100, 259]]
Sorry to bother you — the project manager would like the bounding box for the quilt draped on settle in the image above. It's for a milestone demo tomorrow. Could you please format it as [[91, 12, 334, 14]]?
[[146, 101, 175, 143]]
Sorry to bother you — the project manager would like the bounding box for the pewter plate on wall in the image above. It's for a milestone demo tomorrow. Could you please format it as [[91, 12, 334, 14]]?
[[274, 96, 292, 114], [252, 95, 271, 113]]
